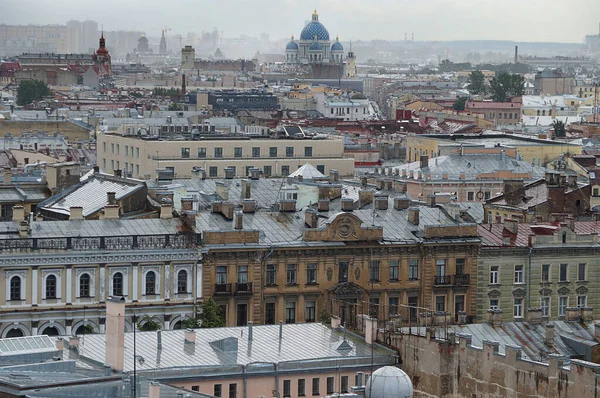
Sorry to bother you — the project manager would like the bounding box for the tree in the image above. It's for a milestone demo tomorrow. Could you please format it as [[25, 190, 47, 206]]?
[[552, 120, 567, 138], [137, 315, 161, 331], [181, 317, 201, 329], [439, 59, 454, 73], [168, 102, 183, 111], [489, 73, 525, 102], [453, 97, 467, 111], [467, 70, 487, 95], [199, 297, 225, 328], [17, 80, 51, 106]]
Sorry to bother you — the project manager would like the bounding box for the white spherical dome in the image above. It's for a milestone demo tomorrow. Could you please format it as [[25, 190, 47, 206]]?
[[365, 366, 413, 398]]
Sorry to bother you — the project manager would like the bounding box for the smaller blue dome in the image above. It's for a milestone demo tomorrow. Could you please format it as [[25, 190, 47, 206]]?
[[309, 40, 321, 51], [331, 40, 344, 52], [286, 40, 299, 51]]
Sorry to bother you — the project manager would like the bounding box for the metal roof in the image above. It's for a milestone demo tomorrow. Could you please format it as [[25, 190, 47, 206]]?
[[0, 336, 56, 356]]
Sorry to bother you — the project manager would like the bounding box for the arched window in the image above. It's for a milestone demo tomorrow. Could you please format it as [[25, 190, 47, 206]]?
[[145, 271, 156, 295], [10, 276, 21, 301], [6, 328, 23, 338], [45, 275, 57, 299], [177, 270, 187, 294], [42, 327, 59, 336], [79, 274, 90, 297], [112, 272, 123, 296]]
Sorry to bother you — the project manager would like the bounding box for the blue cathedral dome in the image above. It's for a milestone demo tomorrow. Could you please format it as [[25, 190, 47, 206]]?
[[309, 39, 321, 51], [331, 36, 344, 52], [300, 10, 330, 41], [286, 36, 299, 51]]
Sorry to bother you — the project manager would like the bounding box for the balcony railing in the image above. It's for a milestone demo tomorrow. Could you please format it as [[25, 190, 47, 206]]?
[[235, 282, 253, 294], [214, 283, 232, 295], [434, 274, 471, 286]]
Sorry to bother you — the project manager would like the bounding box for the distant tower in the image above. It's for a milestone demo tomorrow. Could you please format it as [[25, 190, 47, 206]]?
[[159, 29, 167, 55], [345, 41, 357, 78], [93, 31, 111, 75], [181, 45, 195, 66]]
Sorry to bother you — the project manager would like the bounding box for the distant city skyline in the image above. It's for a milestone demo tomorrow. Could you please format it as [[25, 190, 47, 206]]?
[[1, 0, 599, 43]]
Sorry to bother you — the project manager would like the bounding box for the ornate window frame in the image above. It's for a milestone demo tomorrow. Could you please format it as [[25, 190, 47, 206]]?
[[173, 264, 193, 295], [109, 267, 129, 298], [41, 269, 62, 301], [142, 265, 161, 299], [75, 268, 96, 298], [5, 270, 26, 302]]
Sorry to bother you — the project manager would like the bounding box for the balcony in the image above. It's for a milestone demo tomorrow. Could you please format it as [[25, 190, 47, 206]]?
[[454, 274, 471, 286], [235, 282, 253, 295], [434, 275, 453, 286], [214, 283, 232, 295]]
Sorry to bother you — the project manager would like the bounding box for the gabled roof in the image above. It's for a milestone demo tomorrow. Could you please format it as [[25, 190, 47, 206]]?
[[288, 163, 325, 179]]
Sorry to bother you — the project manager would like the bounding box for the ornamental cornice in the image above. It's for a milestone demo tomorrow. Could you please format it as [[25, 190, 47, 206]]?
[[0, 250, 198, 267]]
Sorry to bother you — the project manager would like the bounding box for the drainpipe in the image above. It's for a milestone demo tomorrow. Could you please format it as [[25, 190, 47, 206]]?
[[526, 247, 532, 312], [274, 363, 279, 398], [242, 364, 247, 398]]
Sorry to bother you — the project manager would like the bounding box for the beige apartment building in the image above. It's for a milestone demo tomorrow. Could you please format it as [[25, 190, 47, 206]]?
[[97, 133, 354, 179]]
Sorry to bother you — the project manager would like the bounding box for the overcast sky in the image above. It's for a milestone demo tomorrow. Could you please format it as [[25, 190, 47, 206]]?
[[1, 0, 599, 43]]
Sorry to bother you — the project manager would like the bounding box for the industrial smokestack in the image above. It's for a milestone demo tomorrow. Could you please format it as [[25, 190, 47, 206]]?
[[515, 46, 518, 64], [181, 74, 186, 96]]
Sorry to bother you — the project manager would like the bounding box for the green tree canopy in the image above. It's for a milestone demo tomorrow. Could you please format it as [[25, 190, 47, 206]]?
[[552, 120, 567, 138], [168, 102, 183, 111], [200, 297, 226, 328], [453, 97, 468, 111], [17, 80, 51, 106], [439, 59, 454, 73], [467, 70, 487, 95], [137, 315, 161, 331], [489, 73, 525, 102]]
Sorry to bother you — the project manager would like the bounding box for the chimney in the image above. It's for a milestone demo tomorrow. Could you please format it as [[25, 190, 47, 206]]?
[[242, 199, 257, 213], [419, 155, 429, 168], [69, 336, 80, 348], [329, 169, 339, 182], [224, 167, 235, 179], [408, 207, 420, 225], [250, 168, 260, 180], [566, 216, 575, 231], [568, 175, 577, 187], [105, 296, 126, 372], [149, 382, 161, 398], [241, 180, 251, 199], [114, 169, 122, 178], [70, 206, 84, 220], [12, 205, 25, 222], [487, 309, 503, 327], [181, 210, 197, 230], [401, 169, 407, 178], [375, 179, 384, 190], [18, 221, 28, 238], [514, 45, 518, 63], [199, 168, 207, 180], [566, 307, 581, 322], [221, 202, 234, 220], [360, 176, 368, 187], [365, 316, 377, 345], [184, 329, 196, 344], [248, 321, 253, 341], [504, 218, 518, 234], [279, 199, 297, 212], [55, 338, 64, 351], [107, 192, 117, 206], [358, 190, 374, 208], [234, 211, 243, 230], [103, 363, 111, 377], [545, 323, 555, 347], [385, 180, 393, 191], [305, 209, 318, 228], [527, 308, 543, 324], [374, 194, 388, 210], [318, 199, 330, 212], [215, 182, 229, 201], [503, 180, 524, 205], [356, 372, 364, 388], [341, 198, 354, 211], [3, 168, 11, 184], [180, 197, 194, 211], [160, 199, 173, 219], [393, 197, 410, 210], [426, 194, 436, 207], [93, 165, 100, 174], [102, 205, 120, 220]]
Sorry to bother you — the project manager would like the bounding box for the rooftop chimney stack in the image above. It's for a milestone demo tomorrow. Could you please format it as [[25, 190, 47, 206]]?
[[329, 169, 339, 182], [184, 329, 196, 344], [70, 206, 84, 220], [149, 382, 161, 398], [515, 45, 518, 64], [105, 296, 126, 372], [234, 211, 243, 230]]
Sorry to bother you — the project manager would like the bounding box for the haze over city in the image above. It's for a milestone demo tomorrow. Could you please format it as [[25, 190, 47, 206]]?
[[2, 0, 600, 42]]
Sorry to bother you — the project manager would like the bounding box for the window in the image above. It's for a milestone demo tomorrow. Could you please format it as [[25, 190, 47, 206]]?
[[489, 299, 499, 310], [265, 302, 275, 324], [467, 191, 474, 201], [304, 146, 313, 157], [298, 379, 306, 396], [306, 301, 316, 322], [578, 263, 586, 281], [541, 297, 550, 317], [214, 147, 223, 158], [192, 386, 199, 392], [198, 147, 206, 158], [514, 298, 523, 318], [266, 264, 276, 285], [306, 263, 317, 284], [389, 260, 399, 281], [594, 188, 599, 197], [216, 266, 228, 285], [234, 147, 243, 158], [456, 258, 465, 275], [327, 377, 334, 395], [338, 261, 349, 282], [489, 266, 499, 284], [79, 273, 90, 297], [285, 301, 296, 323], [181, 147, 190, 159], [312, 378, 319, 396], [44, 275, 57, 299], [112, 272, 123, 296], [436, 259, 446, 278], [389, 297, 399, 315], [369, 260, 380, 282], [136, 147, 140, 158], [559, 296, 568, 317], [103, 142, 107, 152], [177, 270, 187, 294], [237, 304, 247, 326], [237, 266, 248, 283], [281, 165, 290, 176], [111, 143, 114, 153], [124, 145, 128, 157], [228, 383, 237, 398], [209, 166, 218, 177], [341, 376, 349, 393], [214, 384, 222, 397], [514, 265, 523, 284], [136, 165, 139, 175], [269, 147, 278, 158], [283, 380, 291, 397], [116, 144, 120, 154], [264, 166, 272, 176], [435, 296, 446, 312], [409, 259, 419, 280], [250, 147, 260, 158], [144, 271, 156, 295], [131, 146, 134, 157], [484, 191, 491, 200], [559, 264, 568, 282], [578, 295, 587, 308], [316, 165, 325, 174], [10, 276, 21, 301], [369, 297, 379, 317], [286, 146, 294, 157], [541, 264, 550, 282], [286, 264, 297, 285]]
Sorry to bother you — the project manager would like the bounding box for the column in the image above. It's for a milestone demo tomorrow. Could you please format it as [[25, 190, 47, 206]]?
[[66, 266, 72, 305], [99, 267, 106, 301], [196, 263, 202, 298], [31, 321, 38, 336], [164, 263, 171, 300], [31, 268, 38, 306], [132, 264, 139, 302]]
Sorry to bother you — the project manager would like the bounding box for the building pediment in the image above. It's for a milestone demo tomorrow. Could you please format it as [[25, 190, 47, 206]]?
[[576, 286, 589, 295], [488, 289, 501, 299], [303, 212, 383, 242], [512, 288, 526, 298], [327, 282, 366, 299], [558, 287, 570, 295]]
